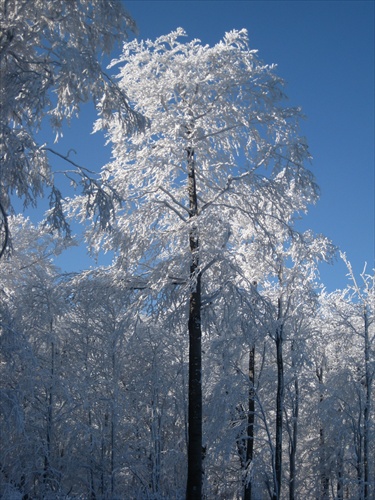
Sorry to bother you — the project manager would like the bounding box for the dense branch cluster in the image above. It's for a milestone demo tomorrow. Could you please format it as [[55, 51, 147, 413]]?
[[0, 0, 143, 254]]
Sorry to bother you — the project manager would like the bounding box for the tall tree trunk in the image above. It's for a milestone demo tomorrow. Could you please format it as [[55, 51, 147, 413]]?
[[100, 412, 109, 496], [150, 385, 161, 497], [273, 298, 284, 500], [289, 340, 299, 500], [88, 410, 96, 499], [337, 448, 344, 500], [44, 329, 55, 490], [288, 380, 298, 500], [186, 146, 203, 500], [243, 345, 255, 500], [85, 332, 96, 500], [288, 386, 299, 499], [110, 410, 115, 497], [237, 344, 256, 499], [316, 366, 329, 500], [363, 305, 370, 500], [355, 412, 363, 498], [111, 346, 116, 497]]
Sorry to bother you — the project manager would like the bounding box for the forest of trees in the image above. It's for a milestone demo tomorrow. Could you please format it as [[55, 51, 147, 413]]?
[[1, 2, 374, 499]]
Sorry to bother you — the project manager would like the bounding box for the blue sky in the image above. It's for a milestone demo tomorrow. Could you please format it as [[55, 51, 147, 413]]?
[[31, 0, 374, 291]]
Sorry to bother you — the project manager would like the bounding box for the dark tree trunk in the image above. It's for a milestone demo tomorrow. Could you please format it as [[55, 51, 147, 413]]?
[[44, 334, 55, 490], [237, 345, 255, 499], [273, 298, 284, 500], [337, 448, 344, 500], [186, 146, 203, 500], [88, 410, 96, 499], [316, 366, 329, 500], [363, 306, 370, 500], [289, 340, 299, 500], [243, 345, 255, 500]]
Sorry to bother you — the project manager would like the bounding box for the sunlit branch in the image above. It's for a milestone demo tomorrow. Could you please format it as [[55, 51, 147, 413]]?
[[0, 201, 9, 260]]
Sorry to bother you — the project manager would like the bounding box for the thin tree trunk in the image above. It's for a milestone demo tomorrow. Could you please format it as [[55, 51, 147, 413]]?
[[316, 366, 329, 500], [319, 427, 329, 500], [186, 146, 203, 500], [88, 410, 96, 499], [273, 298, 284, 500], [355, 411, 363, 498], [44, 331, 55, 490], [150, 385, 161, 497], [111, 413, 115, 497], [337, 448, 344, 500], [100, 412, 109, 496], [289, 340, 299, 500], [363, 305, 370, 500], [243, 345, 255, 500], [85, 331, 96, 500], [111, 346, 116, 497]]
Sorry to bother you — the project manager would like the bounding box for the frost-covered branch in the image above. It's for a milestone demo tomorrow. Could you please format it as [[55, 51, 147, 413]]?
[[0, 0, 143, 255]]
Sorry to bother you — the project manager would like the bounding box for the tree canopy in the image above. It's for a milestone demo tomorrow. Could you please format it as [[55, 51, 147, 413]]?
[[0, 0, 144, 257]]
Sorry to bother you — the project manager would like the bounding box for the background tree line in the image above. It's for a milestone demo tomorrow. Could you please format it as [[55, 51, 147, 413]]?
[[0, 215, 373, 499]]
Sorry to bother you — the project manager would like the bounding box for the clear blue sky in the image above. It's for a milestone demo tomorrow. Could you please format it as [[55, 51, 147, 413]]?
[[33, 0, 374, 291]]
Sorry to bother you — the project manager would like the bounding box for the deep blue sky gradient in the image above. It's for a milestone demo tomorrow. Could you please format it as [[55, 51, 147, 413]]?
[[30, 1, 374, 291]]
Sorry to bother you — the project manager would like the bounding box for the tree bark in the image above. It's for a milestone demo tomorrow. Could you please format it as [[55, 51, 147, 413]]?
[[88, 410, 96, 499], [273, 298, 284, 500], [243, 345, 255, 500], [236, 344, 255, 500], [186, 147, 203, 500], [44, 329, 55, 491], [316, 366, 329, 500], [336, 448, 344, 500], [289, 340, 299, 500], [363, 305, 370, 500]]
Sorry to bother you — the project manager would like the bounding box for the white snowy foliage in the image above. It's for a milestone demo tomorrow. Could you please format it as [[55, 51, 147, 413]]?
[[72, 28, 320, 285], [0, 0, 143, 244]]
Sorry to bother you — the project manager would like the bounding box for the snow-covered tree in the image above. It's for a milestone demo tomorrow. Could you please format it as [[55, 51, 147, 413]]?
[[0, 0, 145, 257], [316, 256, 374, 499], [0, 216, 70, 497], [69, 28, 322, 497], [258, 233, 332, 499]]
